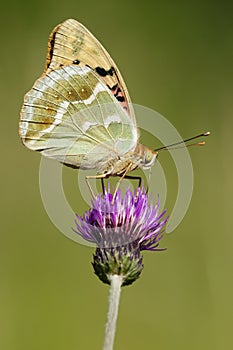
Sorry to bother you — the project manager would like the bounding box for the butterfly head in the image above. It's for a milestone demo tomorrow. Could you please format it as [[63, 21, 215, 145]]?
[[141, 147, 158, 170]]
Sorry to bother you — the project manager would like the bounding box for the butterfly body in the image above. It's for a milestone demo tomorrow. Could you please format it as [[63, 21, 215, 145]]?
[[96, 144, 157, 177], [19, 19, 158, 185]]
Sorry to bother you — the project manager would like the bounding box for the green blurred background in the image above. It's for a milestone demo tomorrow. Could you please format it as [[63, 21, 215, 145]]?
[[1, 0, 232, 349]]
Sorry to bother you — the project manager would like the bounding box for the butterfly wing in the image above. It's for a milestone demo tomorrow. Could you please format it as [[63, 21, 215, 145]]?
[[19, 65, 137, 171], [45, 18, 135, 121]]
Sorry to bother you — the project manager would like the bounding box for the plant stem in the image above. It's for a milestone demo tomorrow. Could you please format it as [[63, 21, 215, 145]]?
[[103, 275, 123, 350]]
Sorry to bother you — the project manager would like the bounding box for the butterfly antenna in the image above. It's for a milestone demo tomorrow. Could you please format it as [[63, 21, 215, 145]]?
[[154, 131, 210, 152], [165, 141, 207, 150]]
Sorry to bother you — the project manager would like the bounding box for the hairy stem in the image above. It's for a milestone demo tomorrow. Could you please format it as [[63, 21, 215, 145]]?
[[103, 275, 123, 350]]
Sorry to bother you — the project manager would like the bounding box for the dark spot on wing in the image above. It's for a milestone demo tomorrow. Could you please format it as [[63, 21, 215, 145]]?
[[108, 67, 114, 76], [23, 120, 52, 125], [73, 59, 80, 65], [48, 31, 56, 65], [95, 66, 115, 77], [106, 83, 126, 103], [114, 88, 121, 97], [111, 83, 118, 91], [116, 96, 125, 102]]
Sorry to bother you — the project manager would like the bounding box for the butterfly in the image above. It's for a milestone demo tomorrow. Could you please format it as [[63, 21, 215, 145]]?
[[19, 19, 162, 195]]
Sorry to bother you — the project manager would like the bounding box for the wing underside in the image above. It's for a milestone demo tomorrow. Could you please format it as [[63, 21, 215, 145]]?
[[45, 18, 136, 121], [20, 65, 137, 169]]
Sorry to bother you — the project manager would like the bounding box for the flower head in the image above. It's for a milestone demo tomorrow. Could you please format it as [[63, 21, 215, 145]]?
[[73, 186, 168, 285]]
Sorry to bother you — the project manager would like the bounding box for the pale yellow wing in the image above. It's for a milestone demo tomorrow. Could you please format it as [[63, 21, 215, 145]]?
[[45, 18, 135, 121], [20, 65, 137, 171]]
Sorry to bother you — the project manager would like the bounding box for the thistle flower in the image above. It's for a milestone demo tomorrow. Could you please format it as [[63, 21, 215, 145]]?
[[73, 186, 168, 286]]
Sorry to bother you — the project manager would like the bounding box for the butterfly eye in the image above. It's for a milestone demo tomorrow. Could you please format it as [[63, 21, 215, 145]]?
[[145, 152, 152, 163], [143, 151, 157, 169]]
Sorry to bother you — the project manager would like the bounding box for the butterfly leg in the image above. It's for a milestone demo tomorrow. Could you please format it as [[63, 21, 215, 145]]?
[[112, 163, 133, 203], [101, 177, 106, 194], [123, 174, 143, 199], [85, 174, 107, 199], [125, 170, 152, 194], [123, 175, 142, 188]]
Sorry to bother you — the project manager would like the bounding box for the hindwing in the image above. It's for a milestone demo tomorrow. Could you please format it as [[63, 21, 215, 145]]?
[[20, 65, 137, 170]]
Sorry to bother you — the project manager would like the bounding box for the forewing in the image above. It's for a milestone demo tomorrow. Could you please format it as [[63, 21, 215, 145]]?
[[45, 18, 135, 120], [19, 65, 138, 169]]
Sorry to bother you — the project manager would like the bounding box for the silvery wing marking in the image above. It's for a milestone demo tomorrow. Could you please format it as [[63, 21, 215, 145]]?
[[45, 18, 135, 121], [19, 65, 138, 173]]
